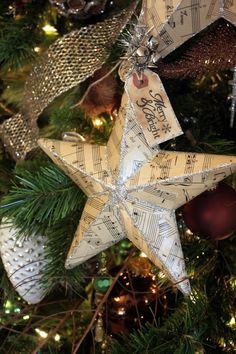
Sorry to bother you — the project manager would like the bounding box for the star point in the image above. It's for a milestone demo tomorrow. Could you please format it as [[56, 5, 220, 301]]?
[[38, 94, 236, 296]]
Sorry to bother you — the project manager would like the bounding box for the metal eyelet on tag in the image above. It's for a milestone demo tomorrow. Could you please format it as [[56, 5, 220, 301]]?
[[132, 71, 149, 89]]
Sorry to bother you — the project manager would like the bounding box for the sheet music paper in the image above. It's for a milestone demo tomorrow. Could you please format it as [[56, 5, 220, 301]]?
[[39, 140, 111, 196], [107, 93, 160, 183], [142, 0, 180, 36], [38, 94, 236, 295], [126, 150, 236, 209], [121, 205, 189, 292], [66, 196, 124, 269], [143, 0, 236, 58]]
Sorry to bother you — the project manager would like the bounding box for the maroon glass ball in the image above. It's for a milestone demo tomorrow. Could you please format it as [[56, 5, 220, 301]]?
[[182, 182, 236, 240]]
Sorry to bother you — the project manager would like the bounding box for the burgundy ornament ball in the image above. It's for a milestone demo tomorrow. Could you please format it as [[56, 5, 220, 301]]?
[[182, 182, 236, 240]]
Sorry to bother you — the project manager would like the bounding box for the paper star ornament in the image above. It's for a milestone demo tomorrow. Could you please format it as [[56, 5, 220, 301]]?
[[38, 93, 236, 295], [142, 0, 236, 58]]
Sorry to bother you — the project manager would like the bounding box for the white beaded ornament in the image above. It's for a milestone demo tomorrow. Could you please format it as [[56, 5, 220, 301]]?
[[0, 220, 47, 304]]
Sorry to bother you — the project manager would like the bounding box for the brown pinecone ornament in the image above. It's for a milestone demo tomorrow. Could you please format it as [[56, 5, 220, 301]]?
[[50, 0, 108, 19]]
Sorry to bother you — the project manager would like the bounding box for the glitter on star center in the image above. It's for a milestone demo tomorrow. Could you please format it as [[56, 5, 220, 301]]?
[[110, 184, 128, 204]]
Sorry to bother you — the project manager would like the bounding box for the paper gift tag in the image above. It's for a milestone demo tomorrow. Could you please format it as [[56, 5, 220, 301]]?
[[125, 69, 182, 147]]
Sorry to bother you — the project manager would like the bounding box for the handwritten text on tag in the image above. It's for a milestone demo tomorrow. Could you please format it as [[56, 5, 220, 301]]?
[[126, 69, 182, 146]]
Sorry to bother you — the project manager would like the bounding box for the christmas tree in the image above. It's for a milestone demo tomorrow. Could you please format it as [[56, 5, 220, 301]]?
[[0, 1, 236, 353]]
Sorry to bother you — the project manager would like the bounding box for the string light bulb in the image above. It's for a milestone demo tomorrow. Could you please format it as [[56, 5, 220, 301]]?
[[93, 117, 103, 128], [54, 334, 61, 342], [227, 316, 236, 327], [35, 328, 48, 339], [117, 307, 125, 316], [35, 328, 61, 342], [42, 24, 58, 36], [140, 252, 147, 258], [34, 47, 41, 53], [114, 297, 120, 302]]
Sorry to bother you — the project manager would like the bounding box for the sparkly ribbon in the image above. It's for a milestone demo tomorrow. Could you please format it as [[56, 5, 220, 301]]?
[[0, 4, 136, 160]]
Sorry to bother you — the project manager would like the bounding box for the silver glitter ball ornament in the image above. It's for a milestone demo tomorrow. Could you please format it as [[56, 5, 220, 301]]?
[[0, 220, 48, 304]]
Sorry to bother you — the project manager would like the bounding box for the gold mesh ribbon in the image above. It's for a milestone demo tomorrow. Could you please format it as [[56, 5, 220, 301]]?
[[0, 114, 38, 160], [0, 5, 135, 160]]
